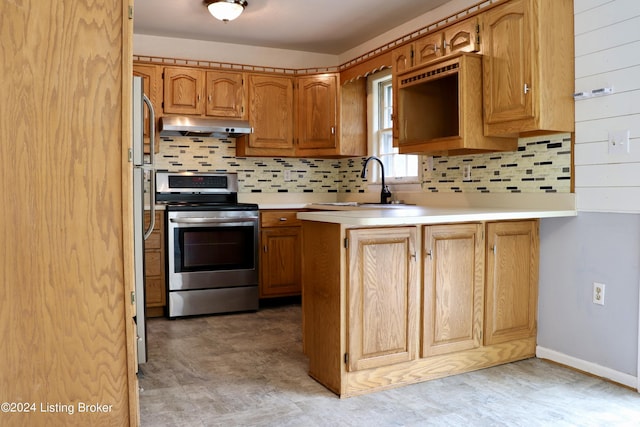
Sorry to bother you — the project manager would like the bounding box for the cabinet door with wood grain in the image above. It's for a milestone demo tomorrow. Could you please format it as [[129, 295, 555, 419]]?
[[443, 17, 481, 55], [482, 0, 534, 125], [260, 227, 302, 297], [296, 74, 337, 152], [346, 227, 418, 371], [422, 223, 484, 357], [485, 220, 539, 345], [163, 66, 204, 115], [205, 70, 246, 119], [237, 74, 294, 156]]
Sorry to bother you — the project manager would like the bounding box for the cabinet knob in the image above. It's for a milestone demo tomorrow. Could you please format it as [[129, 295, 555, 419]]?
[[279, 217, 287, 222]]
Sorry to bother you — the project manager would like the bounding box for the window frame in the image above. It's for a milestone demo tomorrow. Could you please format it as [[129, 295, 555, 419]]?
[[367, 69, 421, 186]]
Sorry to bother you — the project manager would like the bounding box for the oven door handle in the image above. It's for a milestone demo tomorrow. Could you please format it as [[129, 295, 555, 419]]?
[[169, 217, 258, 225]]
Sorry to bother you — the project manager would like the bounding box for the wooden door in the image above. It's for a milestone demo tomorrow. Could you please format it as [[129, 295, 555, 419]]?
[[260, 227, 302, 297], [242, 74, 294, 155], [443, 17, 480, 55], [346, 227, 418, 371], [205, 70, 246, 119], [163, 66, 204, 115], [423, 224, 484, 357], [296, 74, 337, 152], [414, 32, 444, 66], [1, 1, 135, 424], [485, 220, 539, 345], [483, 0, 534, 125], [133, 63, 161, 152]]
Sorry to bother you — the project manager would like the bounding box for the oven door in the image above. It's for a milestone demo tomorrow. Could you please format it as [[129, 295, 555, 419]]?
[[167, 210, 259, 291]]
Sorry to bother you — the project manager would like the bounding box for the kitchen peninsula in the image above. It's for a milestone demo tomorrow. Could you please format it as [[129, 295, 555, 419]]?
[[298, 204, 575, 397]]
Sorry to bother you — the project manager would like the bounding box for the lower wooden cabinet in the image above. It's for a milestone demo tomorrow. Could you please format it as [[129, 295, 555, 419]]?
[[259, 210, 302, 298], [346, 227, 418, 371], [422, 223, 484, 357], [144, 211, 166, 317], [302, 219, 539, 397], [484, 220, 539, 345]]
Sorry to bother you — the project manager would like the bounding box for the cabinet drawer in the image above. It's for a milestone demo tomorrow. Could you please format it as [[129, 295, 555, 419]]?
[[261, 211, 302, 227]]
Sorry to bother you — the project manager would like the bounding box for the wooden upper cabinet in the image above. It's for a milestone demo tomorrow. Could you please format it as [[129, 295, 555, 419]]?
[[133, 63, 161, 153], [237, 73, 294, 156], [483, 0, 532, 126], [483, 0, 574, 136], [391, 16, 479, 144], [346, 227, 418, 372], [296, 74, 337, 152], [443, 17, 481, 55], [422, 223, 484, 358], [484, 220, 539, 346], [396, 53, 517, 156], [205, 70, 246, 119], [238, 73, 365, 158], [414, 32, 444, 66], [392, 43, 414, 74], [163, 67, 204, 115]]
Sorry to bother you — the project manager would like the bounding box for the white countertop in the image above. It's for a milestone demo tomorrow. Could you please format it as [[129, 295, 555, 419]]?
[[297, 205, 577, 226]]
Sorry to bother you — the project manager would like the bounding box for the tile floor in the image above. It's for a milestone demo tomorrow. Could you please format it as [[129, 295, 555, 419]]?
[[139, 302, 640, 426]]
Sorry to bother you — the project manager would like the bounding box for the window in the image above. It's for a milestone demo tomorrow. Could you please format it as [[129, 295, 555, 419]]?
[[368, 70, 420, 184]]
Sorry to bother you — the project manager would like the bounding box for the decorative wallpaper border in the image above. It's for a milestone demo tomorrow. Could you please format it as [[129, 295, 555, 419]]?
[[153, 133, 571, 194]]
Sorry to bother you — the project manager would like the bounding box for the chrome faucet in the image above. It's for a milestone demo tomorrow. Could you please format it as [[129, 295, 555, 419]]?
[[360, 156, 392, 204]]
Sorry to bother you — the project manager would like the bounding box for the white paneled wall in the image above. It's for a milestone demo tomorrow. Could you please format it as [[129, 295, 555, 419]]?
[[574, 0, 640, 212]]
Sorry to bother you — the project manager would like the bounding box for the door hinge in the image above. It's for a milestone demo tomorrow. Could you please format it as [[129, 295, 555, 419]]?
[[343, 237, 349, 249], [128, 5, 134, 20], [131, 291, 135, 304], [344, 353, 349, 365]]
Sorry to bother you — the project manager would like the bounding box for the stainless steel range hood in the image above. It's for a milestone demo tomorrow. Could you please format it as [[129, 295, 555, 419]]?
[[159, 116, 252, 137]]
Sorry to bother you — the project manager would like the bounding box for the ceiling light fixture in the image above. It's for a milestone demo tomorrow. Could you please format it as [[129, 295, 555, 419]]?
[[206, 0, 248, 22]]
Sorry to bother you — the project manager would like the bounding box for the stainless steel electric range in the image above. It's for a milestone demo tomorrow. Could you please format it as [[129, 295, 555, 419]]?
[[156, 172, 259, 318]]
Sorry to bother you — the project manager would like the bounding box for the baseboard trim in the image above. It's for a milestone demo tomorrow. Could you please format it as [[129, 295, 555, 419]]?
[[536, 346, 638, 390]]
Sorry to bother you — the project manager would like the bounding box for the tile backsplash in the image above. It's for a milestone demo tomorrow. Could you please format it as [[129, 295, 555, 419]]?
[[155, 133, 571, 194]]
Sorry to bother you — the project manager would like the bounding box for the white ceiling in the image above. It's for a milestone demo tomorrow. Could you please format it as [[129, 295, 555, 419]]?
[[133, 0, 451, 55]]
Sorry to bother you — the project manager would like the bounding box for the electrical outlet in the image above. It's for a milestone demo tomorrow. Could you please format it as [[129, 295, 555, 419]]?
[[284, 170, 292, 181], [592, 282, 605, 306], [463, 164, 472, 181], [425, 156, 434, 178]]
